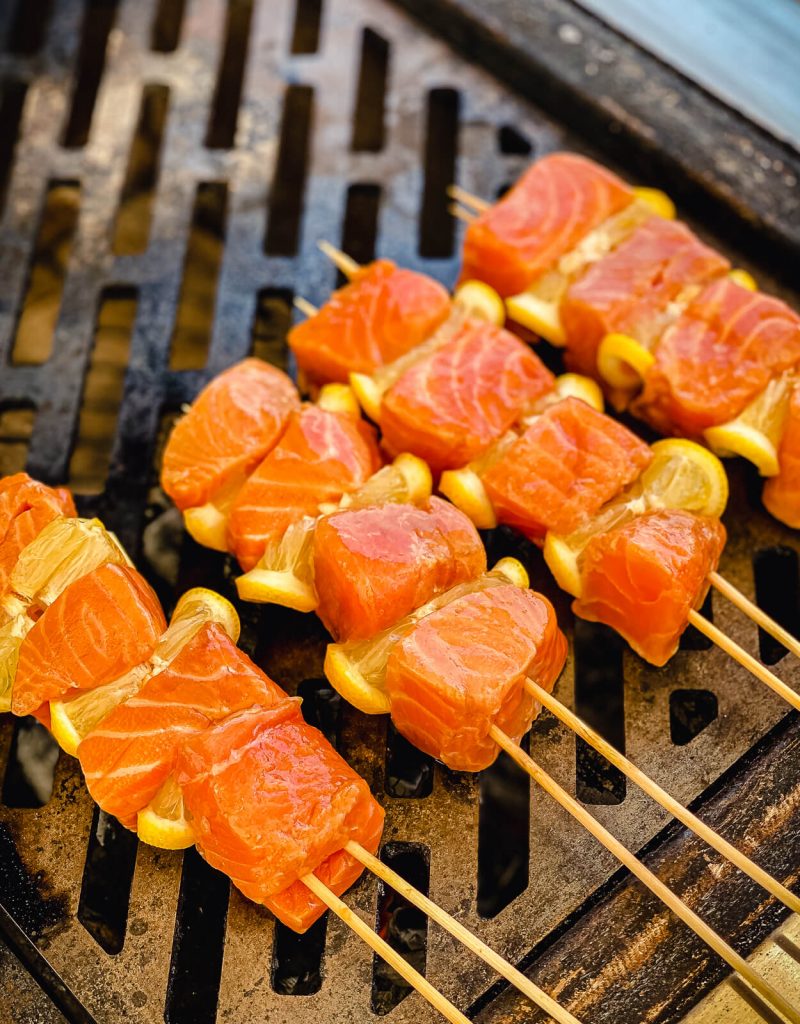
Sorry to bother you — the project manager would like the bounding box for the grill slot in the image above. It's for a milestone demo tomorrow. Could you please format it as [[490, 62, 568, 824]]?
[[351, 28, 390, 153], [77, 809, 138, 955], [7, 0, 53, 56], [371, 842, 430, 1015], [265, 84, 314, 256], [0, 404, 35, 475], [754, 545, 800, 664], [250, 287, 293, 366], [113, 84, 170, 257], [1, 718, 58, 809], [290, 0, 323, 55], [12, 181, 81, 366], [419, 87, 459, 258], [669, 689, 719, 746], [151, 0, 185, 54], [271, 914, 327, 995], [340, 183, 381, 278], [205, 0, 254, 150], [166, 849, 230, 1024], [0, 79, 26, 215], [573, 621, 626, 805], [384, 722, 433, 799], [169, 182, 228, 371], [62, 0, 118, 150]]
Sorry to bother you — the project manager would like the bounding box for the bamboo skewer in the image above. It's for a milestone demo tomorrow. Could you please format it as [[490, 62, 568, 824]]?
[[488, 726, 800, 1024], [318, 239, 360, 279], [523, 678, 800, 914], [346, 841, 581, 1024], [446, 185, 490, 212], [709, 571, 800, 661], [688, 610, 800, 713], [302, 873, 471, 1024], [449, 202, 477, 224], [293, 296, 319, 318]]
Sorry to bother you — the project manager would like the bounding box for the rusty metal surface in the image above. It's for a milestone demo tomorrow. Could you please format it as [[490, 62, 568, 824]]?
[[0, 1, 799, 1022]]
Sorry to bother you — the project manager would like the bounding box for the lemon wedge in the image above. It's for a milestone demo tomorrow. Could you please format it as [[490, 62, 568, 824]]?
[[324, 644, 392, 715], [317, 382, 361, 418], [729, 268, 757, 292], [137, 777, 195, 850], [183, 503, 228, 552], [632, 187, 676, 220], [349, 372, 383, 423], [642, 439, 729, 518], [439, 468, 497, 529], [50, 587, 240, 756], [704, 375, 791, 477], [553, 373, 604, 412], [492, 557, 529, 589], [505, 291, 566, 346], [237, 568, 317, 611], [453, 280, 505, 325], [543, 533, 583, 598], [597, 333, 655, 390]]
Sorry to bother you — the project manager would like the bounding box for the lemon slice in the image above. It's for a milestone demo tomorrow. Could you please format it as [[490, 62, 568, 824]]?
[[349, 372, 383, 423], [492, 557, 529, 589], [439, 468, 497, 529], [343, 454, 432, 510], [704, 375, 791, 477], [505, 291, 566, 346], [0, 616, 28, 712], [317, 382, 360, 418], [453, 280, 505, 325], [543, 533, 583, 598], [729, 268, 757, 292], [553, 373, 604, 412], [597, 333, 655, 390], [324, 644, 392, 715], [50, 587, 240, 755], [138, 777, 195, 850], [641, 438, 729, 517], [183, 503, 228, 552], [236, 516, 317, 608], [632, 186, 676, 220]]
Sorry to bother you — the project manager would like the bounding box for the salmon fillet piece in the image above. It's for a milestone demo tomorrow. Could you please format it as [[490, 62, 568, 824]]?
[[460, 152, 634, 297], [380, 319, 555, 474], [289, 259, 451, 385], [0, 475, 76, 598], [385, 584, 567, 772], [177, 705, 384, 932], [562, 216, 729, 376], [78, 623, 291, 829], [313, 497, 486, 642], [12, 563, 166, 717], [763, 382, 800, 528], [482, 397, 652, 541], [226, 406, 381, 570], [573, 509, 726, 666], [634, 279, 800, 436], [161, 359, 300, 511]]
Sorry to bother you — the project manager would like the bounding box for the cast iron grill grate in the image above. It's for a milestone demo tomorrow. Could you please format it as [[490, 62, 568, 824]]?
[[1, 1, 799, 1022]]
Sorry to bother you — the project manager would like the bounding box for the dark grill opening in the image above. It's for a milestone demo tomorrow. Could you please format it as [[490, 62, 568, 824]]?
[[371, 843, 430, 1015], [1, 0, 799, 1021]]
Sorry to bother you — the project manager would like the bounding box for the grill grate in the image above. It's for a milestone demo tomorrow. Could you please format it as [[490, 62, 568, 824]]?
[[1, 1, 799, 1022]]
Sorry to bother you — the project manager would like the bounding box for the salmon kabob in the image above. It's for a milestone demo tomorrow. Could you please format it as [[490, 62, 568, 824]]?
[[0, 472, 592, 1024], [450, 151, 800, 529]]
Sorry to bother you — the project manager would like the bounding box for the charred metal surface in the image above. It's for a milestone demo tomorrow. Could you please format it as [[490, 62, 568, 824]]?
[[0, 1, 799, 1022], [391, 0, 800, 285]]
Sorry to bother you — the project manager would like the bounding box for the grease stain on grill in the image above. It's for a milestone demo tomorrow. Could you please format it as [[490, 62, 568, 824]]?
[[290, 0, 323, 54], [385, 721, 433, 799], [151, 0, 186, 53], [113, 84, 169, 256], [165, 848, 230, 1024], [351, 28, 389, 152], [498, 124, 533, 155], [419, 88, 460, 258], [169, 182, 228, 370], [477, 732, 530, 918], [1, 717, 59, 809], [265, 85, 314, 257], [753, 545, 800, 664], [574, 619, 626, 805], [338, 183, 381, 284], [0, 403, 36, 476], [205, 0, 254, 150], [669, 689, 718, 746], [251, 288, 293, 368], [371, 842, 430, 1015], [11, 181, 80, 366], [0, 823, 69, 940], [62, 0, 119, 150], [69, 287, 137, 494], [7, 0, 53, 55], [77, 807, 138, 955], [0, 79, 27, 215]]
